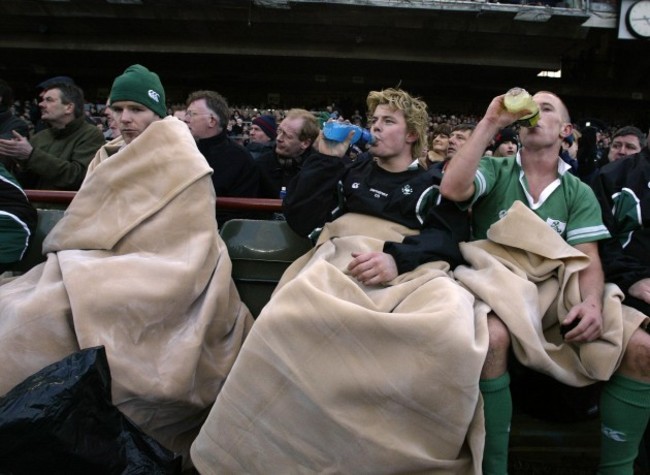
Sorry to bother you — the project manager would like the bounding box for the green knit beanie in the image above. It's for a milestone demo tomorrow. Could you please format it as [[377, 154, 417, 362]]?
[[109, 64, 167, 118]]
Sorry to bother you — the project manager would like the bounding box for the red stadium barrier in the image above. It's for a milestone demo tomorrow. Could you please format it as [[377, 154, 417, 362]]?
[[25, 190, 283, 212]]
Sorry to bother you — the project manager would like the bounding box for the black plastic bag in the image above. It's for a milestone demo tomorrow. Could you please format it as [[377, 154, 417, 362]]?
[[0, 346, 182, 475]]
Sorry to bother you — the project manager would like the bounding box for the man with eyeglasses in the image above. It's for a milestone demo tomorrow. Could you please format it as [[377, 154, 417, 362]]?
[[184, 90, 260, 226]]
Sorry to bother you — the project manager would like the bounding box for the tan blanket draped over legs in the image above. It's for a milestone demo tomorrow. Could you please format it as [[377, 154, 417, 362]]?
[[191, 213, 489, 475], [0, 117, 253, 464], [454, 201, 648, 386]]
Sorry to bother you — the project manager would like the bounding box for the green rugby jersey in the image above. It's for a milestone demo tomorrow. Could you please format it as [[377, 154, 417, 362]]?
[[469, 154, 610, 246]]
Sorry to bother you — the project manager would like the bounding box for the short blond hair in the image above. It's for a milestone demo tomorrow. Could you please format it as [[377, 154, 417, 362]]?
[[366, 88, 429, 159]]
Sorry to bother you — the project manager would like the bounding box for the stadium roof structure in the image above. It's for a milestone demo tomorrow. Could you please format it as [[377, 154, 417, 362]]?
[[0, 0, 647, 123]]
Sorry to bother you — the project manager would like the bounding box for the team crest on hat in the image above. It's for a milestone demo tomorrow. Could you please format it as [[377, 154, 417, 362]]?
[[110, 64, 167, 117], [148, 90, 160, 103]]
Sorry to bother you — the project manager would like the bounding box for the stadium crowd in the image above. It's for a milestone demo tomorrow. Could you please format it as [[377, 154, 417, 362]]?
[[7, 97, 625, 142], [1, 69, 649, 474], [5, 96, 639, 188], [5, 95, 633, 170], [1, 74, 645, 232]]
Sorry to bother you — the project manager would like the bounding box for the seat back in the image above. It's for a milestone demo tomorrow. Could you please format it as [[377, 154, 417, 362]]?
[[220, 219, 313, 317], [8, 208, 65, 273]]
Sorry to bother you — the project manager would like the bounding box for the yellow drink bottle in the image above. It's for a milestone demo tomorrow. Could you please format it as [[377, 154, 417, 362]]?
[[504, 87, 540, 127]]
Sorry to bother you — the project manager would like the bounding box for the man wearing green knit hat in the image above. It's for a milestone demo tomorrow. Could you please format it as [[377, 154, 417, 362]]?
[[0, 61, 254, 469], [108, 64, 167, 144]]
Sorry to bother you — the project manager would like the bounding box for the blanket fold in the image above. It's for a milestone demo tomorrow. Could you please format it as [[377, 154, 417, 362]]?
[[0, 117, 253, 465], [454, 201, 647, 386], [191, 213, 489, 475]]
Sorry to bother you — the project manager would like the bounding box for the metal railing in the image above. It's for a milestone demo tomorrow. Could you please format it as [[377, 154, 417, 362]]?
[[25, 190, 284, 212]]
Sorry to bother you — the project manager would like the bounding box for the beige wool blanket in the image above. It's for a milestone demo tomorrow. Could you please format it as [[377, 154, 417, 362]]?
[[454, 201, 648, 387], [0, 117, 253, 462], [191, 213, 490, 475]]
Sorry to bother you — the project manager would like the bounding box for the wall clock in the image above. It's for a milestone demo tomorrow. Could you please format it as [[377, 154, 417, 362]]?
[[626, 0, 650, 39]]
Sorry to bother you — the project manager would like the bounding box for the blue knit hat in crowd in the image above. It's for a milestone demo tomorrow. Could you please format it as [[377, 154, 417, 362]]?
[[109, 64, 166, 118], [252, 115, 277, 140]]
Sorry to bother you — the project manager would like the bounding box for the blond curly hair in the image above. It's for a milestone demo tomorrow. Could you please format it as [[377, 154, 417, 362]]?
[[366, 88, 429, 159]]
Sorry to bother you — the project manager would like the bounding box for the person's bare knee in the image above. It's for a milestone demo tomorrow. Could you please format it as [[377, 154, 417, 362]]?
[[617, 328, 650, 382], [481, 313, 511, 379]]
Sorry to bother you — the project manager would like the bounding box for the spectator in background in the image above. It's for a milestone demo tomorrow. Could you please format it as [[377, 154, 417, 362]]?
[[0, 80, 29, 140], [350, 109, 364, 126], [606, 126, 646, 163], [31, 76, 76, 134], [446, 123, 475, 162], [491, 127, 519, 158], [418, 123, 474, 186], [577, 124, 645, 182], [576, 120, 607, 182], [326, 103, 340, 120], [257, 108, 319, 198], [246, 114, 276, 160], [229, 117, 244, 136], [0, 82, 105, 190], [560, 129, 580, 174], [102, 101, 120, 141], [420, 123, 451, 168], [170, 104, 186, 121], [591, 142, 650, 317], [184, 90, 260, 226], [0, 79, 30, 175]]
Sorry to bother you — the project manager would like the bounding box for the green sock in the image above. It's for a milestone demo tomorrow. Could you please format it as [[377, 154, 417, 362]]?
[[599, 374, 650, 475], [480, 372, 512, 475]]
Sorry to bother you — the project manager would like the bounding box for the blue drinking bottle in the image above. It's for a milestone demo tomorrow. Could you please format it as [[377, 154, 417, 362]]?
[[323, 122, 375, 145]]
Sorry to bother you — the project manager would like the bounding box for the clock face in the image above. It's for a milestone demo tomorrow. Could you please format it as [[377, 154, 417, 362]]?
[[626, 0, 650, 39]]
